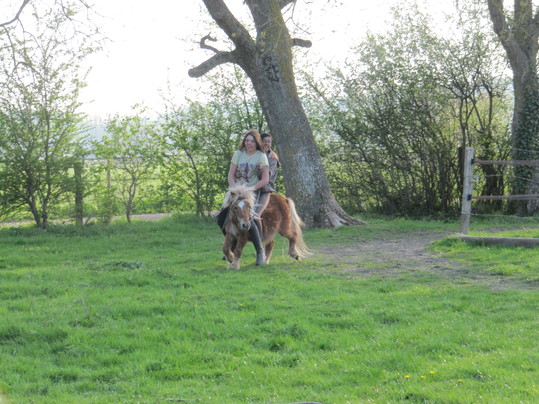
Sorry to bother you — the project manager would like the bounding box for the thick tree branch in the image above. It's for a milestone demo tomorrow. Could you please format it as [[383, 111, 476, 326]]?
[[488, 0, 524, 61], [514, 0, 539, 40], [201, 0, 254, 49], [488, 0, 510, 42], [0, 0, 30, 28], [188, 50, 238, 78], [190, 0, 256, 78], [244, 0, 311, 52]]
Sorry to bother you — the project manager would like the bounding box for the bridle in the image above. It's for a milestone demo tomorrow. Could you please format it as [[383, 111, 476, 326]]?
[[228, 197, 254, 231]]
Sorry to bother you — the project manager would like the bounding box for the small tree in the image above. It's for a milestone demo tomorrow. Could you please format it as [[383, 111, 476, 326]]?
[[439, 2, 512, 211], [0, 3, 96, 228], [94, 108, 159, 223]]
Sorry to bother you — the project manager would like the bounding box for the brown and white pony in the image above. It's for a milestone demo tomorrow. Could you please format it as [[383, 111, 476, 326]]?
[[221, 185, 309, 270]]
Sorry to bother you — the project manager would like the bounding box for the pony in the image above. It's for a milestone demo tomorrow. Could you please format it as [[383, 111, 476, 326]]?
[[221, 185, 309, 270]]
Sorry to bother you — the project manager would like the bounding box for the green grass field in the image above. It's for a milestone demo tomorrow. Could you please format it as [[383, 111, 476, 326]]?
[[0, 215, 537, 403]]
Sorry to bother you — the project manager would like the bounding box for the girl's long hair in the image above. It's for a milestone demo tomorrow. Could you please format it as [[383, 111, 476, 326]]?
[[238, 129, 263, 152]]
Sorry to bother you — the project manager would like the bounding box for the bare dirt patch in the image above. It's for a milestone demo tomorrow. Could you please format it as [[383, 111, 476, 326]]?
[[125, 213, 172, 221], [0, 213, 173, 228], [316, 231, 537, 291]]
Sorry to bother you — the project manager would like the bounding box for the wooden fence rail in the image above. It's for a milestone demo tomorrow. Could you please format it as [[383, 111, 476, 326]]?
[[474, 159, 539, 167], [460, 147, 539, 234], [471, 195, 539, 201]]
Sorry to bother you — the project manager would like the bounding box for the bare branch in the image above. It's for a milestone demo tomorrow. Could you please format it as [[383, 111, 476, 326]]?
[[200, 34, 220, 53], [0, 0, 31, 28], [188, 50, 239, 78], [292, 38, 312, 48], [279, 0, 296, 9]]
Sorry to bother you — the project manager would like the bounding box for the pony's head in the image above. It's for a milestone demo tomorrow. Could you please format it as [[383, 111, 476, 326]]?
[[223, 185, 256, 231]]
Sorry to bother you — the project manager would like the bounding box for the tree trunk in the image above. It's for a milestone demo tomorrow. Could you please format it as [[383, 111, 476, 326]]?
[[247, 56, 361, 227], [74, 159, 84, 226], [190, 0, 365, 227], [488, 0, 539, 215], [29, 203, 43, 229], [512, 79, 539, 215]]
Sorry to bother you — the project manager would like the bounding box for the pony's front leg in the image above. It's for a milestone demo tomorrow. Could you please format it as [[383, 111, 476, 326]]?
[[223, 235, 236, 264], [228, 235, 248, 270]]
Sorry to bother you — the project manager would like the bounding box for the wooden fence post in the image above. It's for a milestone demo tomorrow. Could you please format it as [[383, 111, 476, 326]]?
[[74, 159, 84, 226], [460, 146, 474, 234]]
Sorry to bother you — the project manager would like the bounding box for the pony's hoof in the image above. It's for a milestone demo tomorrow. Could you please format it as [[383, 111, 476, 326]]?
[[227, 265, 239, 270], [294, 255, 299, 260]]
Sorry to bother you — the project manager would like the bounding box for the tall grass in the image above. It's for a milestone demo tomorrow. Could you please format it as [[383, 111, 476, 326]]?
[[0, 216, 537, 403]]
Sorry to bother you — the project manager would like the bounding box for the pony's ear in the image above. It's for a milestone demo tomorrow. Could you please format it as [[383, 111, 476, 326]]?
[[222, 190, 233, 207]]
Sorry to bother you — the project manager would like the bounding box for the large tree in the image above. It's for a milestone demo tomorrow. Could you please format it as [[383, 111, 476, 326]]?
[[189, 0, 364, 227], [487, 0, 539, 215]]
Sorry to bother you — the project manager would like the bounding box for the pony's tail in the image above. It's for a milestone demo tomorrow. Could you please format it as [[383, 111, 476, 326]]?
[[286, 198, 311, 259]]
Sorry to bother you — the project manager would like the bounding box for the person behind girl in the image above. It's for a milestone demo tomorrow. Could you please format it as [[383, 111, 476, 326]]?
[[258, 132, 280, 214], [217, 129, 269, 265]]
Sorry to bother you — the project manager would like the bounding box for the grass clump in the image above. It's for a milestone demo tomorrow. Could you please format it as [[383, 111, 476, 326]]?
[[433, 234, 539, 282]]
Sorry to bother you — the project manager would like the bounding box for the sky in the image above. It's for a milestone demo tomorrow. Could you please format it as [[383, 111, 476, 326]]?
[[2, 0, 454, 119]]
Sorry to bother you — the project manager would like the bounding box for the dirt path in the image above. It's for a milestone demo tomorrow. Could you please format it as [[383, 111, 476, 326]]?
[[0, 213, 172, 227], [316, 231, 537, 291]]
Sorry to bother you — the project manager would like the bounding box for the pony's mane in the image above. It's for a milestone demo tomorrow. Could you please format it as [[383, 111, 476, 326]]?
[[222, 185, 256, 209]]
